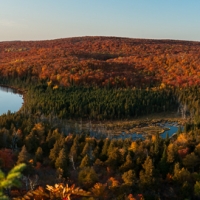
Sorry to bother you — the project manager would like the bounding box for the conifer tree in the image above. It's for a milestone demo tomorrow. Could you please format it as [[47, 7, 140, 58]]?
[[106, 148, 122, 170], [100, 139, 110, 161], [78, 167, 98, 188], [167, 143, 176, 163], [80, 154, 90, 168], [25, 132, 39, 153], [81, 142, 90, 156], [35, 147, 43, 162], [158, 144, 169, 177], [182, 152, 200, 172], [55, 147, 69, 177], [119, 152, 134, 172], [17, 145, 30, 165], [122, 169, 136, 186], [49, 139, 64, 164], [173, 163, 191, 184], [139, 156, 155, 189], [194, 181, 200, 198]]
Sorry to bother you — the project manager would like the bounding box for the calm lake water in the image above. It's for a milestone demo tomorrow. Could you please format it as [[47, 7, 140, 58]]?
[[0, 86, 23, 115], [104, 123, 180, 140], [61, 120, 181, 140]]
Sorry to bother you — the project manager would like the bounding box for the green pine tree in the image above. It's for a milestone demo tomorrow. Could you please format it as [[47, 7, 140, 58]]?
[[17, 145, 30, 164], [80, 154, 90, 169], [55, 147, 69, 177]]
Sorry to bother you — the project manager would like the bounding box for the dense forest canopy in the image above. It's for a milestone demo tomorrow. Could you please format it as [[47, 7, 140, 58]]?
[[1, 36, 200, 88]]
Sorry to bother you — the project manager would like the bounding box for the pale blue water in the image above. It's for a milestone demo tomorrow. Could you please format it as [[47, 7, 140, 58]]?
[[87, 123, 181, 140], [0, 86, 23, 115], [160, 123, 182, 138], [0, 86, 182, 140]]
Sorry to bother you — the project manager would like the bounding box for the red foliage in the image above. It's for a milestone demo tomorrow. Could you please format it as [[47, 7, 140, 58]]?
[[0, 148, 15, 169], [1, 37, 200, 88], [178, 147, 189, 159]]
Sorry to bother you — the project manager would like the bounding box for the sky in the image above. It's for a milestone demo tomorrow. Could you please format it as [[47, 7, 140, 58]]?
[[0, 0, 200, 42]]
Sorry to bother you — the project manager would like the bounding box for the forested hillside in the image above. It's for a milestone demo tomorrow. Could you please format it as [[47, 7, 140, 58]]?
[[1, 37, 200, 120], [1, 36, 200, 88]]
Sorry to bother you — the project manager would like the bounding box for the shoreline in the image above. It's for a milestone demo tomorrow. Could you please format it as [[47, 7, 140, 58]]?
[[0, 84, 27, 113], [0, 84, 189, 137]]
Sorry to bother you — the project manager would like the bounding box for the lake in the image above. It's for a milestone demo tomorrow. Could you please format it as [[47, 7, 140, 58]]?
[[0, 85, 181, 140], [0, 86, 23, 115]]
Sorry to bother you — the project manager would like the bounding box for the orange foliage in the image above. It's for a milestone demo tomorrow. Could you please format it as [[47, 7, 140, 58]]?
[[1, 37, 200, 88]]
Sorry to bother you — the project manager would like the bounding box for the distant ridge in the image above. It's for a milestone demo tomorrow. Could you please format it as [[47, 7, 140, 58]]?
[[0, 36, 200, 88]]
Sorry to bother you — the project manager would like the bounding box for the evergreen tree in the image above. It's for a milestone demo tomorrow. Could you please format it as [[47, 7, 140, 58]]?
[[92, 145, 100, 158], [100, 139, 110, 161], [0, 129, 9, 148], [119, 152, 134, 172], [158, 144, 169, 178], [80, 154, 90, 168], [106, 148, 122, 170], [153, 132, 160, 156], [194, 181, 200, 198], [173, 163, 191, 184], [25, 132, 39, 153], [17, 145, 30, 165], [49, 139, 63, 164], [182, 152, 200, 172], [167, 143, 176, 163], [81, 142, 90, 156], [55, 147, 69, 177], [139, 156, 155, 189], [35, 147, 43, 162], [78, 167, 98, 189], [122, 169, 136, 186]]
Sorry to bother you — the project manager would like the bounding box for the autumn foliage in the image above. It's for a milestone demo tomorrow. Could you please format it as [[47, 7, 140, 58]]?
[[1, 37, 200, 88]]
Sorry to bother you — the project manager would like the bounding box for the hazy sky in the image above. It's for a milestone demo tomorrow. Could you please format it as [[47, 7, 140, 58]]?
[[0, 1, 200, 41]]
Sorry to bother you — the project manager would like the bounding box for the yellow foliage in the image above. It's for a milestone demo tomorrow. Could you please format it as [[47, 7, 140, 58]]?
[[107, 177, 120, 188], [47, 80, 52, 86], [91, 183, 107, 198], [176, 133, 188, 145], [167, 143, 176, 163], [33, 123, 44, 132], [129, 141, 138, 152], [160, 83, 166, 89], [53, 85, 59, 90], [57, 74, 61, 81], [151, 135, 156, 142], [46, 183, 91, 199]]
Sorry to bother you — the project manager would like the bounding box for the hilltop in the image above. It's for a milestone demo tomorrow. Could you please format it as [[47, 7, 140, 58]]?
[[0, 36, 200, 88]]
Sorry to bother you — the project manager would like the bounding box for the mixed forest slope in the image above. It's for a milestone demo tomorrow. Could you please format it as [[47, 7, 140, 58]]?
[[0, 36, 200, 88], [1, 37, 200, 199]]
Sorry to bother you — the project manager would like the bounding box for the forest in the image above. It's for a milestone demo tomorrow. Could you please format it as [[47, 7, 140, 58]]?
[[1, 37, 200, 199]]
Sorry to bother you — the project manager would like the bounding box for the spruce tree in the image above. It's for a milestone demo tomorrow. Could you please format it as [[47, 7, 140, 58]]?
[[35, 147, 43, 162], [79, 154, 90, 168], [122, 169, 136, 186], [78, 167, 98, 188], [158, 144, 169, 178], [17, 145, 30, 164], [55, 147, 69, 177], [100, 139, 110, 161], [81, 142, 90, 156], [119, 152, 134, 172], [49, 139, 64, 164], [139, 156, 155, 189]]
